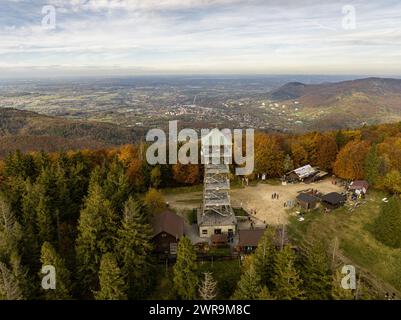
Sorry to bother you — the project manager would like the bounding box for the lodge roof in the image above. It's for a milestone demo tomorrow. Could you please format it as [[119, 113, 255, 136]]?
[[349, 180, 369, 191], [151, 209, 184, 239], [238, 229, 265, 247]]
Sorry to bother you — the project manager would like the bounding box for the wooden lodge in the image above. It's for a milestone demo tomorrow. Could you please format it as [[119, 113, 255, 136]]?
[[296, 193, 319, 210], [151, 209, 184, 256], [237, 229, 265, 253], [321, 192, 346, 210], [285, 164, 328, 184]]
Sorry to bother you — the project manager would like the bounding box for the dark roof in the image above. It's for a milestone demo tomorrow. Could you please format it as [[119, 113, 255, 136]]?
[[152, 210, 184, 239], [322, 192, 346, 205], [349, 180, 369, 190], [238, 229, 265, 247], [296, 193, 319, 204]]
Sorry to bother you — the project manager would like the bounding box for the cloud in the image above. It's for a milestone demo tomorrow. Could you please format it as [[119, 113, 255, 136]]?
[[0, 0, 401, 75]]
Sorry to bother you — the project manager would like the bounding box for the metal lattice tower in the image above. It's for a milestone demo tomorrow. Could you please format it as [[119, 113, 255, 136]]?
[[201, 130, 234, 218]]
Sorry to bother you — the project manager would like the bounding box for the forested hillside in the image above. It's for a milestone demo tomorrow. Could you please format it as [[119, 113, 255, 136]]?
[[0, 121, 400, 300]]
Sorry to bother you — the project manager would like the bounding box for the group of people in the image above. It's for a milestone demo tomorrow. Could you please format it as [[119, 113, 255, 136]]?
[[271, 192, 280, 200]]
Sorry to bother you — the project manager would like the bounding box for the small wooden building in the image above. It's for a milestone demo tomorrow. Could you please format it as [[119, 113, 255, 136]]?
[[152, 210, 184, 255], [237, 229, 265, 253], [321, 192, 346, 209], [296, 193, 319, 210], [349, 180, 369, 194]]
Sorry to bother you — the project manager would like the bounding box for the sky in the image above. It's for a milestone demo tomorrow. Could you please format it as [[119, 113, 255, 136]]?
[[0, 0, 401, 77]]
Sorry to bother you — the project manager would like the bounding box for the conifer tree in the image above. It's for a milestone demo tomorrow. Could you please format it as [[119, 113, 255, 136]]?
[[199, 272, 218, 300], [40, 242, 72, 300], [75, 183, 119, 296], [116, 197, 153, 299], [271, 246, 303, 300], [232, 263, 264, 300], [300, 239, 332, 300], [173, 236, 198, 300], [95, 253, 127, 300], [253, 226, 276, 288], [331, 269, 355, 300], [103, 158, 130, 212], [36, 193, 56, 244], [364, 145, 380, 185]]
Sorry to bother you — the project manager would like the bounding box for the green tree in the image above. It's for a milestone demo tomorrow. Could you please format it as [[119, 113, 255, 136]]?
[[283, 154, 294, 173], [374, 196, 401, 248], [331, 269, 355, 300], [95, 253, 127, 300], [253, 226, 276, 288], [116, 197, 154, 299], [40, 242, 72, 300], [173, 236, 198, 300], [144, 188, 166, 212], [232, 262, 264, 300], [272, 246, 303, 300], [300, 240, 332, 300], [75, 183, 119, 296], [364, 145, 380, 185], [380, 170, 401, 194]]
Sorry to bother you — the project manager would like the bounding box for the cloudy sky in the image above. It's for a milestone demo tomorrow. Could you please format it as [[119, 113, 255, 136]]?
[[1, 0, 401, 77]]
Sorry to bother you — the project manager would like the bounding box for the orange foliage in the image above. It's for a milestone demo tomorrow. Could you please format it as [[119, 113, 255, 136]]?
[[333, 140, 370, 180]]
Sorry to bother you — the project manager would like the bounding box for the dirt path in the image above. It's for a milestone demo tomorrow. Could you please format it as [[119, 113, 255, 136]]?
[[164, 179, 345, 226]]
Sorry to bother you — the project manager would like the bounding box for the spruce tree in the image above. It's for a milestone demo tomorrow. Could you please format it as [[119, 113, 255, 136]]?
[[173, 236, 198, 300], [116, 197, 153, 299], [253, 226, 276, 288], [75, 183, 119, 296], [364, 145, 380, 185], [300, 239, 332, 300], [94, 253, 127, 300], [271, 246, 303, 300], [232, 263, 264, 300], [331, 269, 355, 300], [40, 242, 72, 300]]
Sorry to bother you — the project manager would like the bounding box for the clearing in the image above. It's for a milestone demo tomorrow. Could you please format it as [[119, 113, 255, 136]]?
[[163, 178, 344, 225]]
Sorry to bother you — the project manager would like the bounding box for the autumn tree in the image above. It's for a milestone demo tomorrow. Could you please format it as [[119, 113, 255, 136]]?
[[254, 134, 285, 177], [333, 140, 370, 180], [144, 188, 166, 213], [380, 170, 401, 194], [172, 163, 200, 185], [95, 253, 127, 300], [291, 141, 309, 168], [314, 134, 338, 170], [173, 236, 198, 300]]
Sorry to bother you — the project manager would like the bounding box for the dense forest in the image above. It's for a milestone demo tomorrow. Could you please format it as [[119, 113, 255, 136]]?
[[0, 121, 400, 300]]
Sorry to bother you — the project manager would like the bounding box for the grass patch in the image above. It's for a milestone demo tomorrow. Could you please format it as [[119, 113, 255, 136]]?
[[287, 190, 401, 292]]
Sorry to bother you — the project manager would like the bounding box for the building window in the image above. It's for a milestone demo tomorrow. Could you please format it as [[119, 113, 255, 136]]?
[[202, 230, 208, 235]]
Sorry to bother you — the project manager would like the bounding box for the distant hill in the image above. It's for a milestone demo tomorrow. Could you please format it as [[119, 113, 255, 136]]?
[[269, 77, 401, 130], [0, 108, 144, 157]]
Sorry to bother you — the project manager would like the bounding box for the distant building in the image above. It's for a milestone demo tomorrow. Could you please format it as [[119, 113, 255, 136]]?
[[237, 229, 265, 253], [285, 164, 328, 183], [152, 210, 184, 255]]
